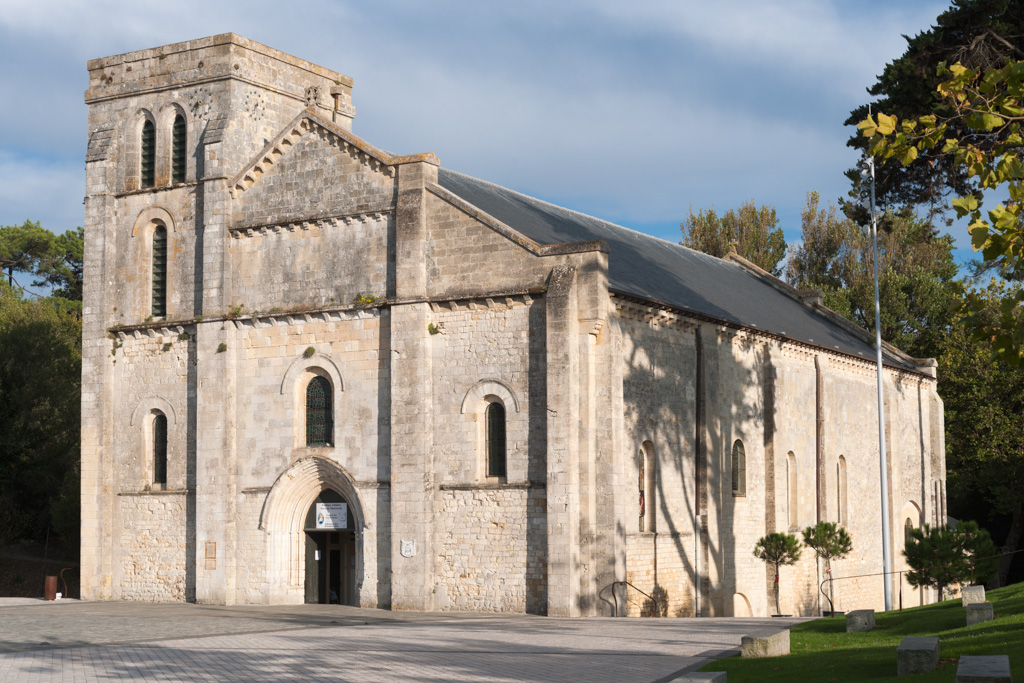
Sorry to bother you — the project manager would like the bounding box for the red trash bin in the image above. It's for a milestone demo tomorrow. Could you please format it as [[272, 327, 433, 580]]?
[[44, 576, 58, 600]]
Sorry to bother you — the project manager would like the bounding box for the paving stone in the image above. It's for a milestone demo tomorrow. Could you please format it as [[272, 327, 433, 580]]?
[[897, 636, 940, 676]]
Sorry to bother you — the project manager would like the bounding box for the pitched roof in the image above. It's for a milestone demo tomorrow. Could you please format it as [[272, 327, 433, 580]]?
[[437, 168, 919, 372]]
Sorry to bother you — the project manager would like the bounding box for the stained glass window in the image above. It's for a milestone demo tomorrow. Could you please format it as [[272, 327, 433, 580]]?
[[306, 376, 333, 446]]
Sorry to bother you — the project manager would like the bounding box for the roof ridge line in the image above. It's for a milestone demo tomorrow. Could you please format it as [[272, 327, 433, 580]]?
[[439, 168, 716, 262]]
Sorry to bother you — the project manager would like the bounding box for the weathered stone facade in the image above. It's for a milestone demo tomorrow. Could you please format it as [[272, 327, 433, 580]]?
[[82, 34, 945, 616]]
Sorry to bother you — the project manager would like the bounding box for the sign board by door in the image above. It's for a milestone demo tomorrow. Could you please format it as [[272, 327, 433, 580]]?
[[316, 502, 347, 529]]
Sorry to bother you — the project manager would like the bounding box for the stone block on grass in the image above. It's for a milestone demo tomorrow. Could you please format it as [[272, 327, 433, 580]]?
[[897, 636, 940, 676], [846, 609, 875, 633], [669, 673, 727, 683], [741, 629, 789, 658], [955, 655, 1011, 683], [961, 585, 986, 606], [966, 602, 994, 626]]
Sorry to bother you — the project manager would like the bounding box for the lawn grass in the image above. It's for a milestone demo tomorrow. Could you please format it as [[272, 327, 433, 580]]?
[[698, 581, 1024, 681]]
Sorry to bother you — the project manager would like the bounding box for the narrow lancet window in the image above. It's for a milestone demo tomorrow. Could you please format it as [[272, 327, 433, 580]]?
[[171, 114, 186, 184], [153, 413, 167, 486], [306, 376, 333, 446], [638, 449, 646, 532], [486, 402, 506, 478], [141, 119, 156, 188], [151, 226, 167, 318], [731, 439, 746, 497]]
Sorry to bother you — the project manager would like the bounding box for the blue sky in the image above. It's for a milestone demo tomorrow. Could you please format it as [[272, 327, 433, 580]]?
[[0, 0, 962, 265]]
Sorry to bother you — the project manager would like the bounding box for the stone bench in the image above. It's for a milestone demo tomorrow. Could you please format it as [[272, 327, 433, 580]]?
[[897, 636, 940, 676], [741, 629, 789, 658], [966, 602, 994, 626], [961, 585, 986, 606], [956, 655, 1011, 682], [846, 609, 875, 633], [669, 673, 727, 683]]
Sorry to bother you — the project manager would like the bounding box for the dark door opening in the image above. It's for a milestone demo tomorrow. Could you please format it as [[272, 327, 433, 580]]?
[[303, 489, 357, 605]]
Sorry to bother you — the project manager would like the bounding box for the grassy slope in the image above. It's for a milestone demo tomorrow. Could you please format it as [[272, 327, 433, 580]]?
[[699, 582, 1023, 682]]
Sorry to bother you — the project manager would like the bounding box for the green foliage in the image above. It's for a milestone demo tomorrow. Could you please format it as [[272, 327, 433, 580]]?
[[177, 332, 190, 341], [0, 284, 82, 545], [303, 346, 316, 358], [904, 521, 999, 597], [939, 280, 1024, 584], [0, 221, 83, 301], [352, 292, 379, 306], [803, 521, 854, 612], [700, 581, 1024, 680], [862, 59, 1024, 364], [844, 0, 1024, 210], [754, 532, 802, 615], [427, 323, 440, 335], [680, 201, 787, 277], [786, 192, 961, 358], [216, 342, 227, 353], [162, 342, 172, 352]]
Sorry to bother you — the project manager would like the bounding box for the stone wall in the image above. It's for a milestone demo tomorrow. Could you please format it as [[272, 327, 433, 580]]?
[[116, 492, 188, 601]]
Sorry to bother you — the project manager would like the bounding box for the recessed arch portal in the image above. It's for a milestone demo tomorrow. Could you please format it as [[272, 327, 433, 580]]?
[[260, 457, 366, 605]]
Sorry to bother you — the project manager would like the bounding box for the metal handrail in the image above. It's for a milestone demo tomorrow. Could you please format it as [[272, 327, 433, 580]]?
[[608, 580, 661, 617]]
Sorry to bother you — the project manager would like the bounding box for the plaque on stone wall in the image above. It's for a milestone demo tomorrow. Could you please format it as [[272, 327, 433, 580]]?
[[400, 540, 416, 558], [316, 502, 347, 529]]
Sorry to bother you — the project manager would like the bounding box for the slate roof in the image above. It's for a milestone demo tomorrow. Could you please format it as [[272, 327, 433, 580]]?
[[437, 168, 919, 372]]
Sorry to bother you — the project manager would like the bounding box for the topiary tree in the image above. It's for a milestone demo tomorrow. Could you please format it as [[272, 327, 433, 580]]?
[[904, 521, 999, 599], [754, 532, 802, 616], [803, 521, 853, 614]]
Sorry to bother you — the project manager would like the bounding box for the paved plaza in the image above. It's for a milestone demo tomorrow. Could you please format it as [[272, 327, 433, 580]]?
[[0, 599, 806, 681]]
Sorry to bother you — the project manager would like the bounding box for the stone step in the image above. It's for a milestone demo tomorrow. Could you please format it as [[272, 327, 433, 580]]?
[[966, 602, 994, 626], [846, 609, 875, 633], [669, 673, 727, 683], [955, 655, 1011, 682], [897, 636, 940, 676], [741, 629, 789, 658]]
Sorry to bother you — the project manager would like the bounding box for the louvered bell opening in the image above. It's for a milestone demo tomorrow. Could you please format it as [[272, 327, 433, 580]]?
[[151, 227, 167, 318], [306, 376, 333, 446], [171, 115, 186, 184], [153, 413, 168, 485], [486, 402, 506, 478], [141, 119, 156, 188]]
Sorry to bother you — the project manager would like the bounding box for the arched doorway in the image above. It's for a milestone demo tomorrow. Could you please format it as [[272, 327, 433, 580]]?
[[304, 489, 357, 605], [260, 457, 368, 606]]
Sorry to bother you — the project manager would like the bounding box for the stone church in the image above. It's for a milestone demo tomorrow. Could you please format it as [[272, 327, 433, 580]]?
[[81, 34, 946, 617]]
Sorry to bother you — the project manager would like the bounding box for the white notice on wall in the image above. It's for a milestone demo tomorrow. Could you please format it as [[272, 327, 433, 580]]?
[[316, 502, 347, 529]]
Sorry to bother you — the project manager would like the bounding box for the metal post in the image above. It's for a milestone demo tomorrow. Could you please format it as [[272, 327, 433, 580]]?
[[868, 155, 894, 611]]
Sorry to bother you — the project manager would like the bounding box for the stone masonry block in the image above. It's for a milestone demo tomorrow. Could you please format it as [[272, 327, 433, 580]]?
[[956, 655, 1011, 683], [669, 673, 726, 683], [897, 636, 940, 676], [962, 585, 986, 606], [741, 629, 789, 658], [846, 609, 876, 632], [965, 602, 994, 626]]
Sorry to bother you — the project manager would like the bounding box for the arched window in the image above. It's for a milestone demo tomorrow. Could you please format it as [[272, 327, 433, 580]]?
[[731, 439, 746, 497], [787, 451, 797, 529], [171, 114, 186, 184], [305, 376, 333, 446], [153, 412, 167, 486], [141, 119, 156, 188], [904, 518, 914, 549], [837, 455, 848, 526], [151, 225, 167, 318], [638, 448, 646, 532], [486, 401, 506, 478]]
